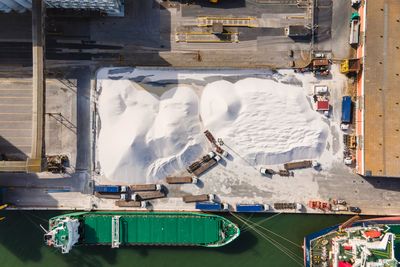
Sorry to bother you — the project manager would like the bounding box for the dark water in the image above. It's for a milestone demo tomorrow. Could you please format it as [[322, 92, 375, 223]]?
[[0, 211, 350, 267]]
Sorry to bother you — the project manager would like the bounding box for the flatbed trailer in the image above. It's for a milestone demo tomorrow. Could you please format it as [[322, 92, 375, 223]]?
[[95, 192, 123, 200], [283, 160, 312, 170], [273, 203, 301, 210], [183, 194, 212, 203], [115, 200, 146, 208], [166, 176, 197, 184], [129, 184, 161, 192], [136, 191, 166, 200], [192, 159, 218, 177]]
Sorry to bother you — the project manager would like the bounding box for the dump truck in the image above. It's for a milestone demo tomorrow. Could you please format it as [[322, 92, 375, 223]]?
[[341, 96, 352, 130], [183, 194, 214, 203], [115, 200, 148, 208], [136, 191, 165, 200], [236, 204, 268, 212], [192, 159, 218, 177], [195, 202, 228, 211], [204, 130, 216, 144], [166, 176, 198, 184], [129, 184, 162, 192], [188, 152, 221, 177], [283, 160, 312, 170], [349, 12, 360, 45], [94, 185, 127, 194], [340, 58, 361, 74]]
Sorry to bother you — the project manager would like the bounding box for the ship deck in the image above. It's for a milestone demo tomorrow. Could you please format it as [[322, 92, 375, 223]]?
[[82, 212, 222, 245]]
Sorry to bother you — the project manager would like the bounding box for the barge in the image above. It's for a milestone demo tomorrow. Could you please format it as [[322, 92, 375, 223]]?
[[45, 211, 240, 253]]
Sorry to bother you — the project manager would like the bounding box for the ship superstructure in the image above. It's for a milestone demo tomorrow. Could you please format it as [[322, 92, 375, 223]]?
[[304, 218, 400, 267]]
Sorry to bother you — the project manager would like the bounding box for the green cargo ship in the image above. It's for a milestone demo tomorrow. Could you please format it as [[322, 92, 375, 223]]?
[[45, 211, 240, 253]]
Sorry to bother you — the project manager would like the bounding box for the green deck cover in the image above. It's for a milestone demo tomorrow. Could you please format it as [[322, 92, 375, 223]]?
[[83, 213, 221, 245]]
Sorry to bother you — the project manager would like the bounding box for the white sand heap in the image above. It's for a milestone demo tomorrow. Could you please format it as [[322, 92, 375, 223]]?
[[200, 78, 328, 165], [97, 80, 205, 184]]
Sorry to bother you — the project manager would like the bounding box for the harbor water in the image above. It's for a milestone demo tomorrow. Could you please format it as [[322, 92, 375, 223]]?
[[0, 211, 350, 267]]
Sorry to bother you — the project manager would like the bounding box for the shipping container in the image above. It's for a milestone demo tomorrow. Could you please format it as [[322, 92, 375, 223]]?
[[341, 96, 352, 124], [195, 202, 227, 211], [236, 204, 266, 212], [94, 185, 126, 193]]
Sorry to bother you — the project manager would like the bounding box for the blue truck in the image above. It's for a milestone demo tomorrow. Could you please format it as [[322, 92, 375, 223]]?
[[195, 202, 227, 211], [94, 185, 127, 193], [236, 204, 267, 213], [341, 96, 352, 130]]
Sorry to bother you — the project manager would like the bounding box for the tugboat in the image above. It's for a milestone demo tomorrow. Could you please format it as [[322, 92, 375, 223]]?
[[45, 211, 240, 253]]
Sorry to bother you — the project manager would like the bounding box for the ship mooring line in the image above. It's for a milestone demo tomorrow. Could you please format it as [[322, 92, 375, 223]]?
[[241, 212, 282, 232], [230, 212, 303, 266], [231, 212, 303, 263], [24, 210, 48, 223], [239, 214, 302, 249], [19, 210, 43, 232]]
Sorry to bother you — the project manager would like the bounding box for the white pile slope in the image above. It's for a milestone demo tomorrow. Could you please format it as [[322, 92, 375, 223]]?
[[97, 80, 205, 183], [200, 78, 328, 165]]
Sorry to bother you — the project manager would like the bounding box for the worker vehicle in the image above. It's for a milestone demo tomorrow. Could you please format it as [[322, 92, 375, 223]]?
[[344, 156, 353, 165], [340, 58, 361, 74], [349, 12, 360, 45], [333, 199, 347, 205], [314, 52, 325, 58], [351, 0, 361, 8]]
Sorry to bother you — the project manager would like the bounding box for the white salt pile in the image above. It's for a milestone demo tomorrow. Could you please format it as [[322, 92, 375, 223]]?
[[200, 78, 328, 165], [97, 80, 205, 183], [97, 76, 329, 183]]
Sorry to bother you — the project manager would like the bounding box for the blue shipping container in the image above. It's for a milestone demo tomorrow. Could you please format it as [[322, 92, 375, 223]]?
[[94, 185, 120, 193], [341, 96, 352, 123], [236, 204, 265, 213], [195, 202, 222, 211]]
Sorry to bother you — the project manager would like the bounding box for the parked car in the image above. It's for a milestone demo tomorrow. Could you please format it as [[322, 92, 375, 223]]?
[[260, 168, 275, 175], [349, 206, 361, 213]]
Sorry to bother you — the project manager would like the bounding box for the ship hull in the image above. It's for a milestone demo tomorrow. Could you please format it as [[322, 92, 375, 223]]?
[[47, 211, 240, 252]]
